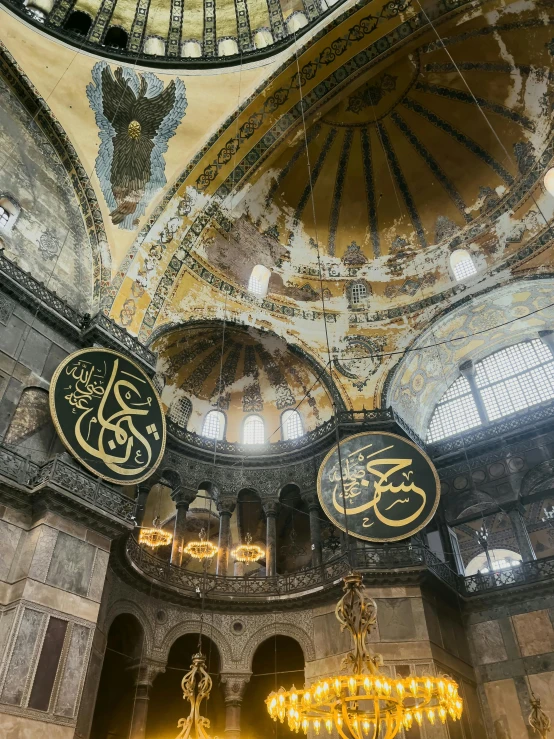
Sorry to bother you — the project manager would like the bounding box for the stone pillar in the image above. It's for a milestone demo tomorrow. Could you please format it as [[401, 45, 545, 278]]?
[[507, 506, 536, 562], [129, 661, 165, 739], [171, 488, 196, 567], [459, 359, 489, 426], [134, 482, 151, 526], [221, 673, 250, 739], [301, 490, 322, 567], [263, 500, 279, 577], [217, 498, 236, 576]]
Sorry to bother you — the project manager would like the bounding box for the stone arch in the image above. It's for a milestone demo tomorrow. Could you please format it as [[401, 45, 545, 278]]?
[[0, 44, 111, 309], [105, 600, 154, 657], [159, 620, 233, 670], [242, 622, 315, 670]]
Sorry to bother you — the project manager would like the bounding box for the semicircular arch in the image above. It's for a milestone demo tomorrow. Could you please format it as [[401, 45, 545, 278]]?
[[242, 622, 315, 671], [159, 619, 233, 670]]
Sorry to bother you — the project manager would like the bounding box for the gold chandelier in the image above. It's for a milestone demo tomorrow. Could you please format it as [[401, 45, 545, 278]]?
[[266, 572, 463, 739], [183, 527, 219, 561], [138, 516, 173, 549], [232, 533, 264, 563], [176, 652, 214, 739]]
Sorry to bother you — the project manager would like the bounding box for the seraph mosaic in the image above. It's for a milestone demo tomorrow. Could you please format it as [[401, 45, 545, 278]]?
[[87, 63, 187, 230]]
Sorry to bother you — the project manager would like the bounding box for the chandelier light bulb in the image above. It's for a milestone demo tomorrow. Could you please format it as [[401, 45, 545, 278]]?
[[183, 527, 219, 561], [138, 516, 173, 549], [232, 533, 265, 563]]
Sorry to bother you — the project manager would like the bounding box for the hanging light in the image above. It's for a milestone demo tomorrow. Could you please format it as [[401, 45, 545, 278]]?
[[266, 572, 463, 739], [176, 651, 216, 739], [232, 533, 265, 563], [183, 527, 219, 561], [138, 515, 173, 549]]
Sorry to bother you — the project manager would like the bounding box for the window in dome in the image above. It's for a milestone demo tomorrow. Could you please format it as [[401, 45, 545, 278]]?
[[104, 26, 129, 50], [144, 36, 166, 55], [0, 197, 19, 232], [182, 40, 202, 57], [287, 11, 308, 33], [475, 339, 554, 421], [169, 397, 192, 428], [0, 206, 9, 229], [248, 265, 271, 297], [282, 409, 303, 440], [202, 410, 225, 440], [243, 415, 265, 445], [426, 375, 481, 443], [253, 28, 273, 48], [64, 10, 92, 35], [450, 249, 477, 281], [218, 38, 239, 56], [351, 282, 367, 304]]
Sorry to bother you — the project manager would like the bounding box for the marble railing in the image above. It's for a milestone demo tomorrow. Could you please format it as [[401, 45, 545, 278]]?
[[0, 445, 135, 526]]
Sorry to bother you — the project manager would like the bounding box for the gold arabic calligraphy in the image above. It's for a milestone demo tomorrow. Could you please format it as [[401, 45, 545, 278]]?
[[329, 444, 426, 528], [62, 357, 159, 476]]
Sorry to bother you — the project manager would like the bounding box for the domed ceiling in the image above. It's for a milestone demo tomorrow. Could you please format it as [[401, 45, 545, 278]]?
[[6, 0, 342, 64], [153, 324, 334, 441]]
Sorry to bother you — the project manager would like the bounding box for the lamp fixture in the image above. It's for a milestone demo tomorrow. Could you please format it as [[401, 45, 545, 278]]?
[[138, 516, 173, 549], [183, 527, 219, 561], [266, 572, 463, 739], [176, 651, 215, 739], [232, 533, 264, 563]]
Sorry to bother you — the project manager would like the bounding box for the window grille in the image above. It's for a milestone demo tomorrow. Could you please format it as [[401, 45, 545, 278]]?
[[465, 549, 521, 576], [169, 397, 192, 428], [426, 376, 481, 443], [0, 206, 9, 228], [202, 410, 225, 440], [426, 339, 554, 442], [243, 415, 265, 444], [450, 250, 477, 281], [475, 339, 554, 421], [248, 265, 271, 297], [282, 410, 303, 440], [350, 283, 367, 305]]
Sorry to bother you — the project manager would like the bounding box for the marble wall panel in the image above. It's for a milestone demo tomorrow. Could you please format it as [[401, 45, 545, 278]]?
[[55, 623, 91, 717], [0, 608, 16, 665], [8, 526, 41, 582], [528, 671, 554, 719], [376, 599, 416, 641], [511, 610, 554, 657], [46, 532, 96, 598], [313, 610, 352, 660], [0, 607, 43, 705], [484, 678, 528, 739], [422, 598, 442, 649], [0, 520, 22, 581], [87, 550, 109, 604], [469, 621, 508, 665], [0, 712, 74, 738], [28, 526, 59, 583]]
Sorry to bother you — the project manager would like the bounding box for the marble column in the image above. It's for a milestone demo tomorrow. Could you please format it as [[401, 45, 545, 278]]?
[[217, 498, 236, 576], [134, 482, 151, 526], [459, 359, 489, 426], [301, 490, 322, 567], [129, 661, 165, 739], [507, 506, 536, 562], [263, 500, 279, 577], [221, 673, 250, 739], [171, 488, 196, 566]]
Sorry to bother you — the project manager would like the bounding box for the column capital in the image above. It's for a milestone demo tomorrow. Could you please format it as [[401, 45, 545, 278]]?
[[132, 659, 166, 687], [539, 330, 554, 351], [262, 499, 280, 517], [300, 490, 320, 510], [217, 497, 236, 516], [171, 487, 196, 507], [220, 673, 251, 705], [458, 359, 475, 378]]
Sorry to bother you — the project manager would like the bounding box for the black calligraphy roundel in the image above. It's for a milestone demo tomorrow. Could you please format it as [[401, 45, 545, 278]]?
[[50, 348, 166, 484], [317, 432, 440, 543]]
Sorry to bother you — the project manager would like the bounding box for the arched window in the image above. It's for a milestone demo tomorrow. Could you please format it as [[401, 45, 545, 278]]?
[[282, 409, 303, 440], [64, 10, 92, 35], [426, 376, 481, 443], [465, 549, 521, 576], [286, 11, 308, 33], [243, 415, 265, 444], [450, 249, 477, 281], [182, 40, 202, 57], [350, 282, 368, 305], [0, 206, 8, 229], [0, 197, 20, 232], [202, 410, 225, 440], [248, 265, 271, 297], [253, 28, 273, 48], [144, 36, 166, 55], [169, 397, 192, 428], [218, 38, 239, 56], [104, 26, 129, 49], [426, 338, 554, 442]]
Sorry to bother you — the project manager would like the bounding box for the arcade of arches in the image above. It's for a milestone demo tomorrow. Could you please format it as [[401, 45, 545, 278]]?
[[3, 0, 554, 738]]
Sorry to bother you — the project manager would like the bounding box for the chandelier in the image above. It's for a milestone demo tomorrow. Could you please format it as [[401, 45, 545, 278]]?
[[183, 527, 219, 561], [266, 572, 463, 739], [138, 516, 173, 549], [176, 651, 214, 739], [232, 533, 264, 563]]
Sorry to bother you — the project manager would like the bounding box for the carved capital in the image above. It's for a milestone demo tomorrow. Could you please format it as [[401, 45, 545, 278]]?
[[300, 490, 320, 511], [217, 497, 236, 516], [172, 487, 196, 508], [135, 659, 166, 688], [262, 500, 280, 517], [220, 673, 251, 705]]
